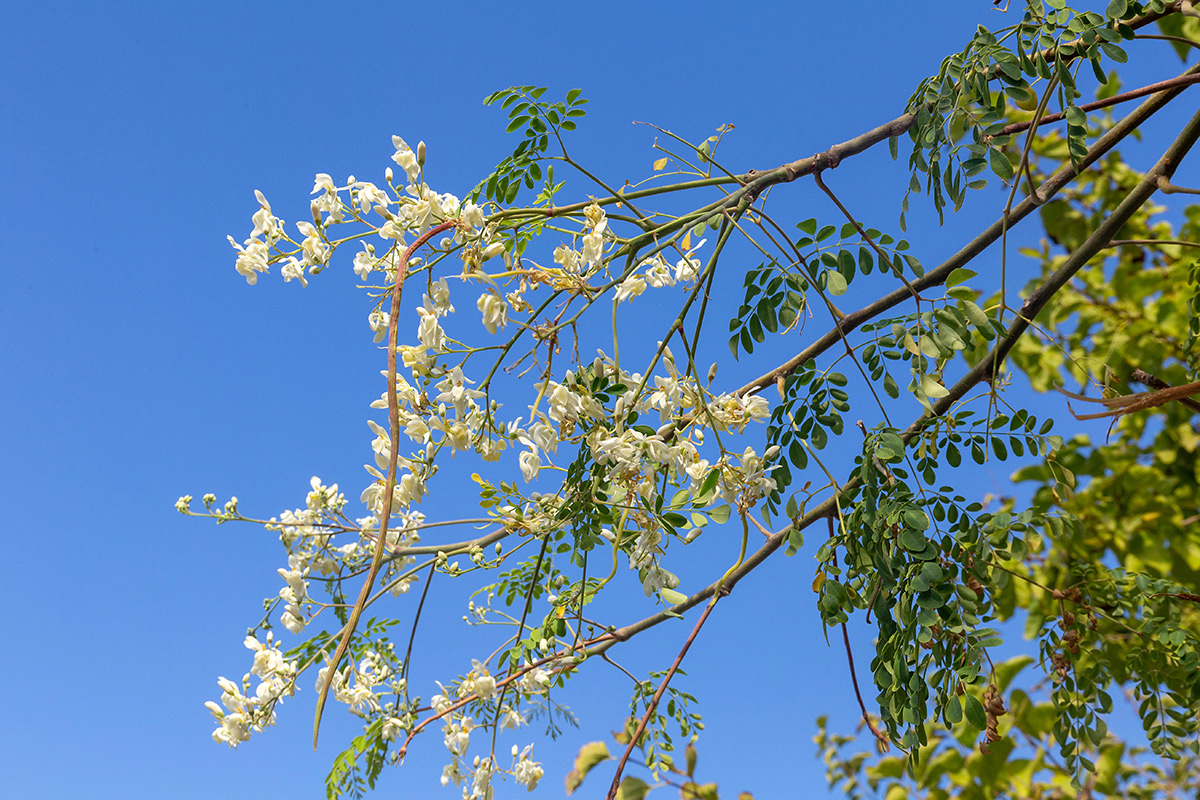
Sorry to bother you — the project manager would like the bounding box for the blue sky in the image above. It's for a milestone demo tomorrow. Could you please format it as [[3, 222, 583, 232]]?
[[3, 3, 1196, 799]]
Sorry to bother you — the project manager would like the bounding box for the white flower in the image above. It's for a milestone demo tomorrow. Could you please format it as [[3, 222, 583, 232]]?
[[545, 381, 583, 424], [553, 244, 581, 273], [295, 221, 330, 266], [499, 706, 524, 730], [441, 760, 463, 787], [352, 180, 390, 215], [391, 136, 421, 183], [470, 660, 497, 700], [431, 688, 453, 714], [582, 229, 605, 267], [353, 248, 377, 278], [280, 608, 306, 634], [644, 256, 675, 288], [277, 567, 307, 602], [368, 309, 389, 342], [513, 746, 544, 790], [227, 236, 270, 285], [471, 756, 494, 800], [404, 416, 431, 443], [519, 449, 541, 483], [381, 716, 406, 742], [251, 190, 282, 241], [477, 293, 508, 334], [423, 277, 455, 317], [279, 257, 308, 287], [527, 420, 558, 453], [640, 564, 679, 598], [460, 201, 486, 231], [615, 274, 646, 303], [435, 367, 485, 415], [417, 311, 446, 352], [518, 664, 551, 694], [675, 238, 707, 282], [444, 720, 472, 756], [312, 173, 337, 195]]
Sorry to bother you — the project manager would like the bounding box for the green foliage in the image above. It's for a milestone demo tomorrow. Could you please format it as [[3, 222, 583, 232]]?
[[476, 86, 588, 205]]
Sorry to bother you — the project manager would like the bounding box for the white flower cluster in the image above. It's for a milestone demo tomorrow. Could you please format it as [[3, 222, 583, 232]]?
[[205, 633, 297, 747], [228, 135, 492, 291], [432, 657, 551, 799], [212, 131, 795, 792], [315, 645, 406, 718], [615, 236, 707, 303]]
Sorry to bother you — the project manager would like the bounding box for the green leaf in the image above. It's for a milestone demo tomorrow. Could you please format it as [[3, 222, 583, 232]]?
[[920, 373, 949, 399], [962, 300, 988, 328], [681, 783, 719, 800], [990, 149, 1014, 180], [709, 504, 732, 524], [1099, 42, 1128, 62], [899, 528, 926, 552], [903, 508, 930, 530], [964, 693, 987, 731], [946, 268, 977, 288], [565, 742, 612, 795], [945, 695, 963, 725]]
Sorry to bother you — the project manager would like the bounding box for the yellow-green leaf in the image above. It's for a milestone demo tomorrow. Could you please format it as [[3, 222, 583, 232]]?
[[565, 741, 612, 795], [681, 781, 719, 800], [615, 776, 651, 800], [920, 373, 949, 399]]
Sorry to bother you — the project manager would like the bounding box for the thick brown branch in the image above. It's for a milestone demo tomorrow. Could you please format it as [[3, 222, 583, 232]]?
[[734, 61, 1200, 400], [915, 102, 1200, 432]]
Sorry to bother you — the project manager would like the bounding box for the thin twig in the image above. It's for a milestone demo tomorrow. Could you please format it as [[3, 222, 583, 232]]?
[[991, 72, 1200, 138], [399, 563, 437, 687], [841, 622, 890, 747], [605, 601, 719, 800]]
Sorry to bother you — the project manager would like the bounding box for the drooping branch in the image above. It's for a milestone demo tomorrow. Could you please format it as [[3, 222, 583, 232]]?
[[313, 218, 459, 748]]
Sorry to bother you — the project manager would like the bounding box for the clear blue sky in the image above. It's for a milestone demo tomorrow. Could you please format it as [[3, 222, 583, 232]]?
[[2, 3, 1194, 798]]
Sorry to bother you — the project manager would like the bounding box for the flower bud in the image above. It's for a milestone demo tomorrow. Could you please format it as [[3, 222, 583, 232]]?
[[385, 167, 394, 183], [481, 242, 505, 261], [310, 200, 322, 228], [417, 141, 426, 167]]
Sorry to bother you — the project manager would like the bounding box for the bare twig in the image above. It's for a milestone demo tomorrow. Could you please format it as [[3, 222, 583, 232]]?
[[605, 601, 720, 800]]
